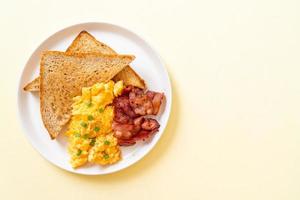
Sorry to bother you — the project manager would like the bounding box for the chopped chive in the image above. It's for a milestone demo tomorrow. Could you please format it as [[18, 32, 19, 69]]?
[[88, 115, 94, 121], [99, 108, 104, 113], [74, 132, 81, 137], [86, 101, 93, 107], [94, 127, 100, 132], [83, 134, 89, 139], [103, 154, 109, 160], [76, 149, 82, 156], [90, 138, 96, 146], [80, 122, 88, 128], [104, 140, 110, 145]]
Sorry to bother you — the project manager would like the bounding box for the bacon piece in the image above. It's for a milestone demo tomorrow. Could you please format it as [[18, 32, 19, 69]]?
[[114, 96, 137, 118], [114, 108, 132, 124], [147, 91, 164, 115], [132, 116, 144, 134], [135, 129, 158, 141], [129, 88, 154, 115], [134, 116, 144, 126], [112, 122, 135, 139], [113, 118, 160, 146], [129, 88, 164, 116], [146, 91, 155, 99], [115, 86, 164, 117], [118, 138, 136, 146], [118, 129, 159, 146], [141, 118, 160, 130], [112, 118, 143, 140], [152, 93, 164, 115], [121, 85, 134, 95], [112, 86, 164, 146]]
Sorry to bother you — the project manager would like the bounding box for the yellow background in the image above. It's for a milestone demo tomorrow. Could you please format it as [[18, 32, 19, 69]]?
[[1, 0, 300, 199]]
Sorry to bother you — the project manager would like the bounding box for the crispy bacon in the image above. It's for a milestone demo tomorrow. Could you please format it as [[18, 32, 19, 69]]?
[[112, 118, 160, 145], [121, 85, 134, 95], [112, 86, 164, 146], [132, 116, 144, 133], [133, 129, 158, 141], [117, 129, 158, 146], [112, 122, 135, 139], [152, 93, 164, 115], [128, 87, 164, 116], [113, 96, 137, 118], [114, 108, 132, 124], [129, 88, 153, 115], [118, 138, 136, 146], [141, 118, 160, 130]]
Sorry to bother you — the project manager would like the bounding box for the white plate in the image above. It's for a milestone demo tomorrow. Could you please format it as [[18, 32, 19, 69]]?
[[17, 22, 172, 175]]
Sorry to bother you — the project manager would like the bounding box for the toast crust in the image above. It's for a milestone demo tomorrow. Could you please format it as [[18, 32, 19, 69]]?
[[66, 31, 116, 54], [23, 77, 40, 91]]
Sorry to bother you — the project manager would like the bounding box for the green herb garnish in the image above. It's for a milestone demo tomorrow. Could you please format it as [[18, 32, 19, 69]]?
[[83, 134, 89, 139], [104, 140, 110, 145], [90, 138, 96, 146], [80, 121, 88, 128], [74, 132, 81, 137], [86, 101, 93, 107], [94, 127, 100, 132], [103, 154, 109, 160], [88, 115, 94, 121], [77, 149, 82, 156], [99, 108, 104, 113]]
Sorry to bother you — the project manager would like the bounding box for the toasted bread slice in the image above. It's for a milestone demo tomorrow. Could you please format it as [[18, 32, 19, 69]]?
[[40, 51, 134, 139], [67, 31, 145, 88], [24, 31, 145, 92], [66, 30, 116, 54], [23, 77, 40, 91]]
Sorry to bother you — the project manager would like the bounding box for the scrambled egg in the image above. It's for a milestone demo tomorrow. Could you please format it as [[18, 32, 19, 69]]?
[[66, 80, 124, 168], [88, 133, 121, 165]]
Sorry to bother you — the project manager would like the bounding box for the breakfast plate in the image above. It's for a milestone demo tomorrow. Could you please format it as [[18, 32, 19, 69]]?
[[17, 22, 172, 175]]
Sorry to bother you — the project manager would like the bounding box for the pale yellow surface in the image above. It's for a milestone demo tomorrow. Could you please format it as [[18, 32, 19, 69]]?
[[1, 0, 300, 199]]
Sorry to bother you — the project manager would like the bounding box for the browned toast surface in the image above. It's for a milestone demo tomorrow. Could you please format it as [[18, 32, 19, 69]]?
[[23, 31, 145, 92]]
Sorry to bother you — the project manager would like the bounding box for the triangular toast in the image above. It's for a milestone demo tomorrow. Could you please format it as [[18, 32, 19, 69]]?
[[24, 31, 145, 91]]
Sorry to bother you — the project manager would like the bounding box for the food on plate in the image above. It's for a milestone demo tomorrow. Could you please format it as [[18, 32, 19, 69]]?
[[66, 81, 123, 168], [23, 77, 40, 91], [40, 51, 134, 139], [65, 80, 164, 167], [112, 86, 164, 146], [88, 134, 121, 165], [23, 30, 166, 169], [23, 31, 145, 92]]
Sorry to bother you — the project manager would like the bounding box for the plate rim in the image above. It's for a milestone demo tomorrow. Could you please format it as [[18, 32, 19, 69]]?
[[17, 22, 172, 175]]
